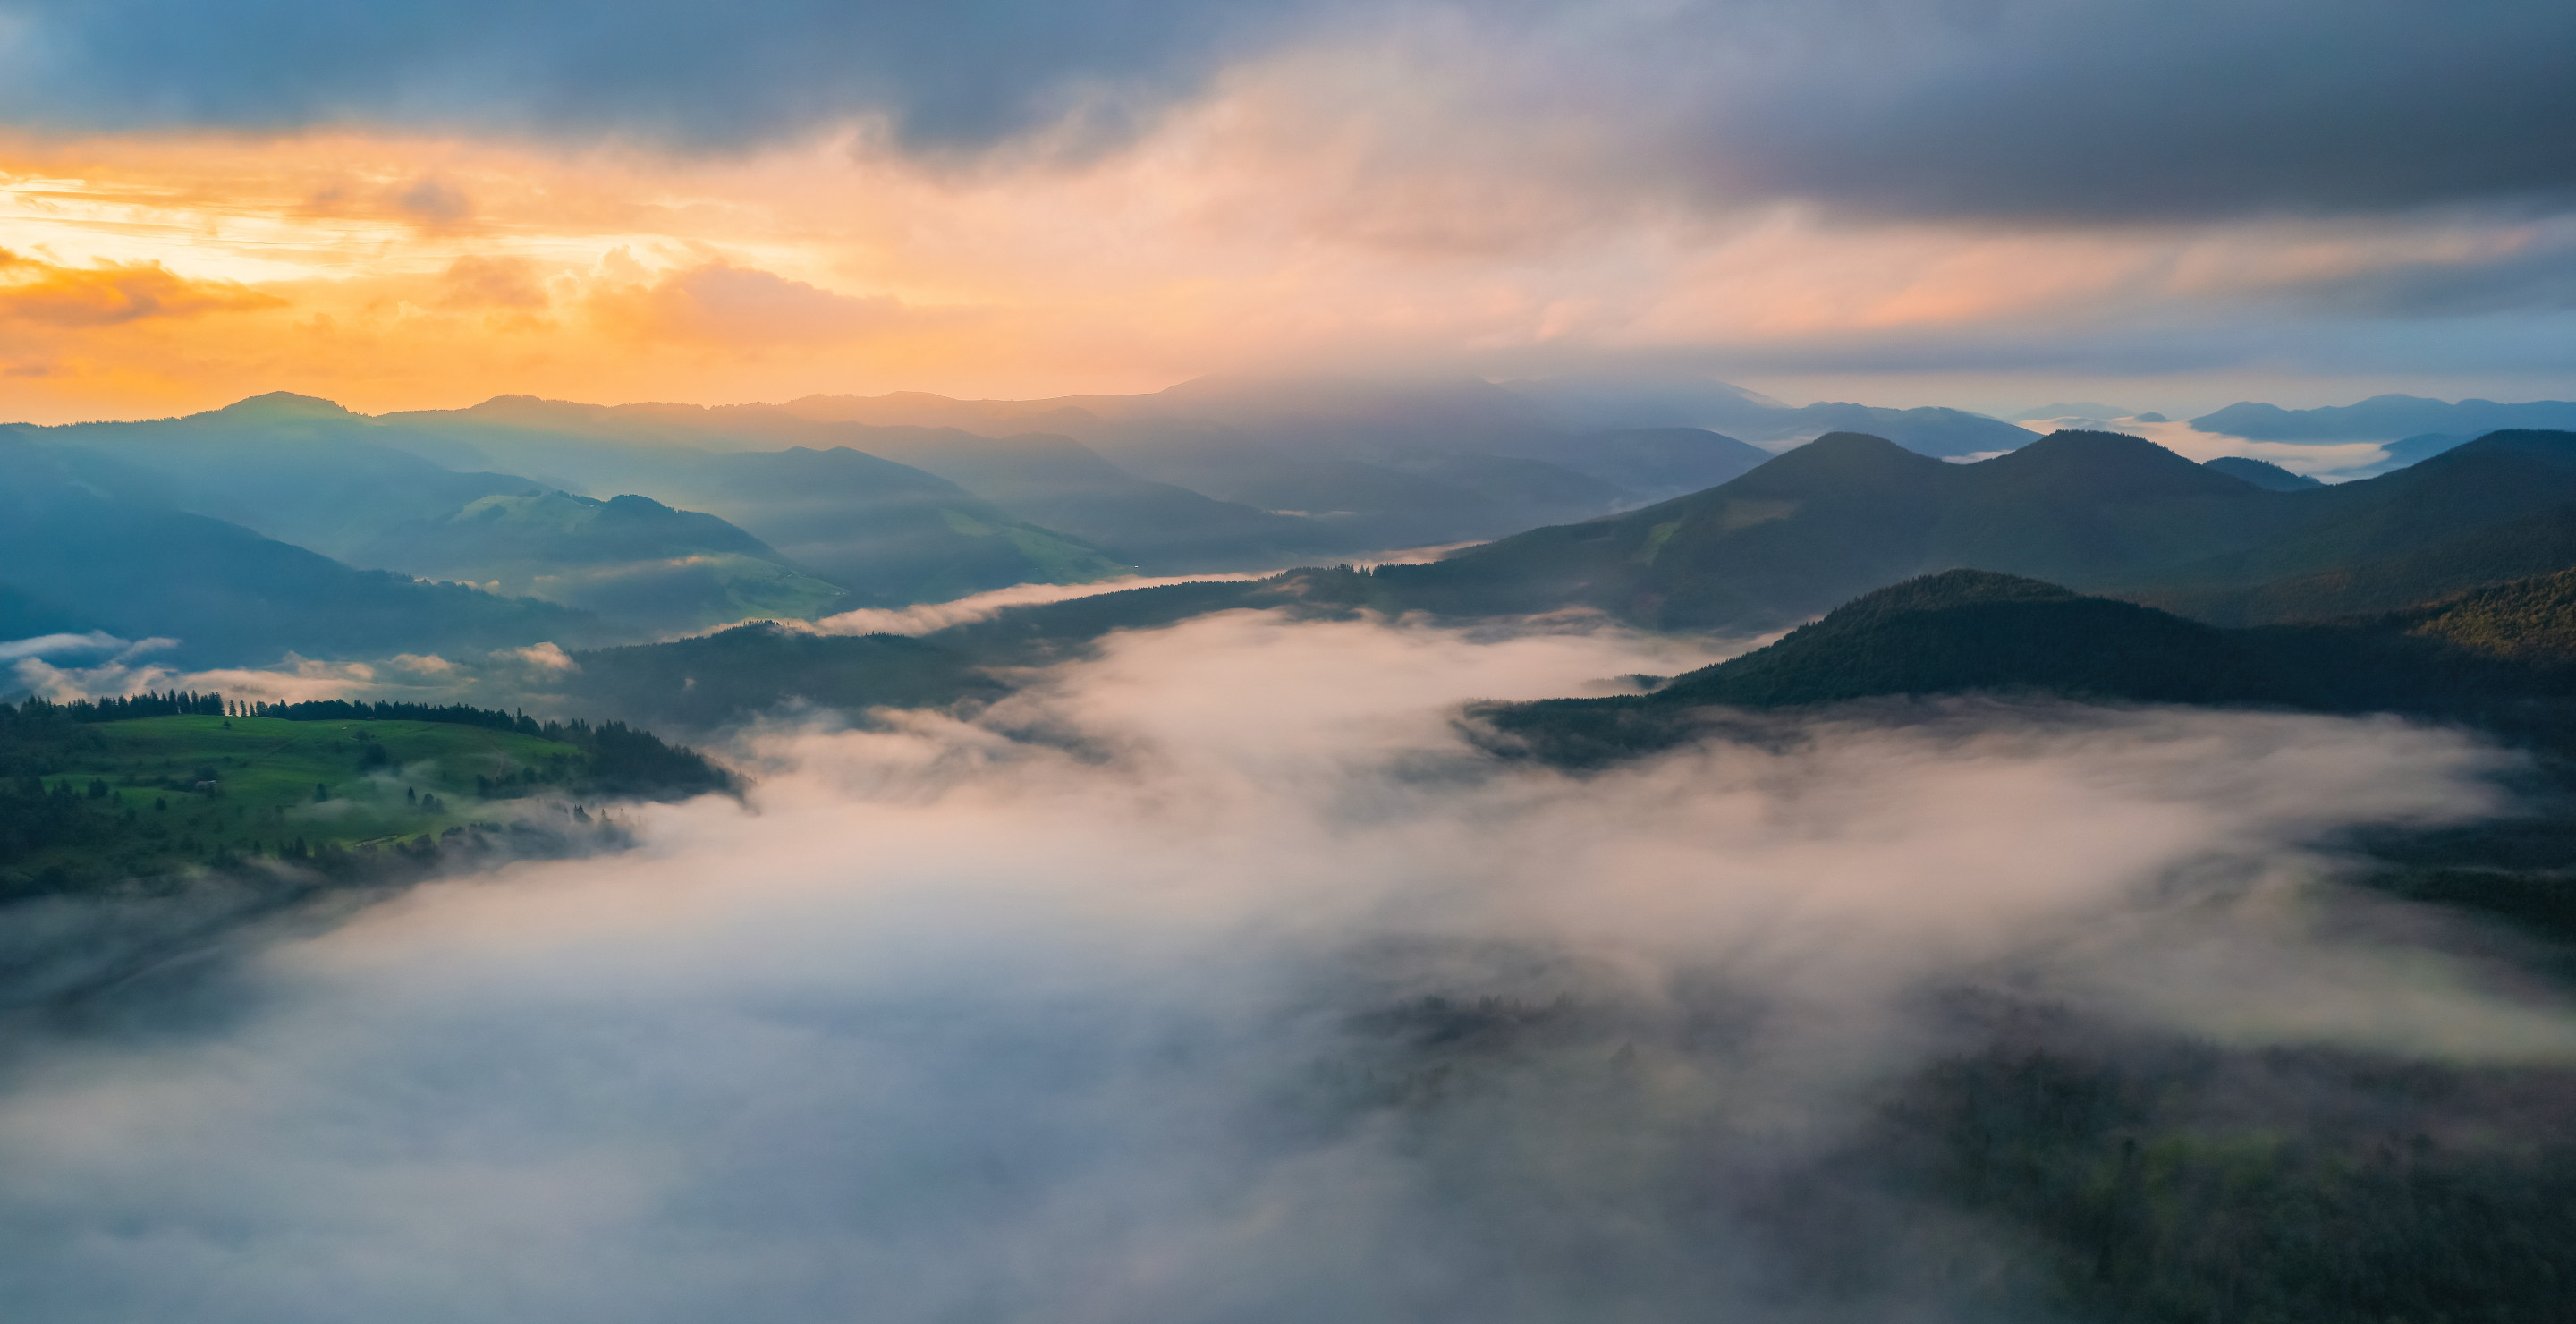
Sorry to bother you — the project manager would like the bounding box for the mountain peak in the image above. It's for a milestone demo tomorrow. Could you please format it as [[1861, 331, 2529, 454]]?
[[208, 391, 357, 420], [1973, 429, 2250, 499], [2202, 455, 2322, 491], [1834, 569, 2080, 615]]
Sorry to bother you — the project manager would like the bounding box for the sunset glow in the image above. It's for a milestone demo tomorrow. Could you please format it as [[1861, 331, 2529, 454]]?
[[4, 0, 2572, 420]]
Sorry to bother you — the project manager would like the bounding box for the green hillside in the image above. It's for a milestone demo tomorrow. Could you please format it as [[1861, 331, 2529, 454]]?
[[357, 489, 850, 632], [1648, 570, 2284, 709], [0, 695, 731, 895]]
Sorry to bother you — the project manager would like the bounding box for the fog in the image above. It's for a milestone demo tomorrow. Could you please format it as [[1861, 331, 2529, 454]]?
[[0, 609, 2563, 1321]]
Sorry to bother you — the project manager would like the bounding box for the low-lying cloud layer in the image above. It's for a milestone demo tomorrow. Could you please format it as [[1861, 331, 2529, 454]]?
[[0, 610, 2562, 1320]]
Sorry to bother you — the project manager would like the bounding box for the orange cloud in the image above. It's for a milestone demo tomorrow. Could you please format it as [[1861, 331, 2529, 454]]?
[[586, 258, 928, 345], [0, 248, 281, 327], [437, 255, 549, 309]]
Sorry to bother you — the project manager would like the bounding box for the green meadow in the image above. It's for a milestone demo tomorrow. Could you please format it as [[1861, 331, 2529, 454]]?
[[42, 715, 586, 865]]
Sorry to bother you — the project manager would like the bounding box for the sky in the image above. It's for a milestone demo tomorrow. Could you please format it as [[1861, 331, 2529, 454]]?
[[1, 0, 2573, 422]]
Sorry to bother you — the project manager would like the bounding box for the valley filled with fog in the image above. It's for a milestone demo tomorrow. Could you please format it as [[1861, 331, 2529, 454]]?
[[6, 609, 2572, 1321], [9, 2, 2576, 1315]]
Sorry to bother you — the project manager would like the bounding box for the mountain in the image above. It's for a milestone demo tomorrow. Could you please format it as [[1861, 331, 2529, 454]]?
[[2201, 455, 2321, 490], [2362, 432, 2474, 474], [1559, 571, 2282, 717], [353, 489, 849, 634], [18, 396, 860, 635], [756, 414, 1339, 572], [1764, 403, 2037, 457], [1495, 427, 1775, 498], [1496, 374, 2040, 456], [2124, 505, 2576, 626], [30, 392, 1161, 624], [2114, 429, 2576, 619], [28, 393, 547, 556], [1475, 567, 2576, 765], [784, 375, 2033, 545], [1331, 430, 2292, 631], [1298, 427, 2576, 635], [385, 396, 1328, 576], [0, 436, 600, 667], [671, 446, 1131, 602], [2190, 394, 2576, 441]]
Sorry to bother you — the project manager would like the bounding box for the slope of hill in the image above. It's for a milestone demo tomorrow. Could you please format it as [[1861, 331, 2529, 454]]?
[[0, 696, 728, 895], [355, 489, 851, 633], [26, 392, 1162, 621], [758, 418, 1340, 572], [2127, 504, 2576, 626], [23, 392, 546, 556], [1337, 430, 2300, 631], [2118, 430, 2576, 609], [1279, 427, 2576, 636], [18, 395, 856, 633], [378, 397, 1282, 578], [670, 446, 1133, 601], [1472, 568, 2576, 764], [1646, 571, 2282, 709], [2202, 455, 2321, 489], [0, 437, 601, 666], [1504, 427, 1776, 498]]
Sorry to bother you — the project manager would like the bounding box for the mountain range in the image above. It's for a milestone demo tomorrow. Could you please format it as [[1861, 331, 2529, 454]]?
[[11, 374, 2576, 686], [2190, 394, 2576, 441], [1297, 427, 2576, 633]]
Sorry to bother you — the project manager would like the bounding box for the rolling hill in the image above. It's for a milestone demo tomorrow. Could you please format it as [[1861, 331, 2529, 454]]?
[[0, 693, 728, 895], [0, 434, 603, 667], [1317, 427, 2576, 633], [1473, 566, 2576, 765]]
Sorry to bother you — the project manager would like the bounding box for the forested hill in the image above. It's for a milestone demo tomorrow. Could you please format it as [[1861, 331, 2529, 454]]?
[[1, 692, 733, 895], [1475, 566, 2576, 766], [1330, 427, 2576, 633]]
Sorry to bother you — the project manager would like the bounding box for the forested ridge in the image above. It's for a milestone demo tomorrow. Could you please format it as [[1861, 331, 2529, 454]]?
[[1, 692, 731, 895]]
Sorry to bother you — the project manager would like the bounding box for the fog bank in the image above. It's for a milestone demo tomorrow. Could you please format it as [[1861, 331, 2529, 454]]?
[[0, 610, 2558, 1322]]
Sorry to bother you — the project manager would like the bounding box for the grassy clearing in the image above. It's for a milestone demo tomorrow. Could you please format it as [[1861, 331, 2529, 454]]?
[[40, 715, 586, 864]]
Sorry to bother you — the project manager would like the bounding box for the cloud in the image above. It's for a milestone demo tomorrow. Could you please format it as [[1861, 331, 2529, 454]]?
[[0, 610, 2558, 1318], [0, 247, 281, 327], [3, 2, 2569, 228], [0, 0, 1283, 154], [503, 641, 579, 672], [803, 574, 1269, 637], [0, 629, 126, 661], [1631, 0, 2576, 224], [588, 259, 925, 344], [436, 256, 549, 309], [392, 175, 470, 225]]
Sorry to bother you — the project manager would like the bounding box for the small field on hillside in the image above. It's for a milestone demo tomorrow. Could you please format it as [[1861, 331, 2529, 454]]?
[[33, 715, 588, 867]]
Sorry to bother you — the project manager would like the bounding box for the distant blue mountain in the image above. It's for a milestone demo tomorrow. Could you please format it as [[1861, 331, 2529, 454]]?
[[2191, 395, 2576, 441]]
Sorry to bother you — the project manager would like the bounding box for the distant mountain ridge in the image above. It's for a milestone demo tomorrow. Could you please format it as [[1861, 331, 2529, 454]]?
[[2191, 394, 2576, 441], [0, 433, 602, 667], [1305, 427, 2576, 634]]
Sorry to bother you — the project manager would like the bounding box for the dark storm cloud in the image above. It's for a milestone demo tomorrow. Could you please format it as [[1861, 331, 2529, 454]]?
[[2279, 240, 2576, 319], [2, 1, 2571, 223], [1624, 0, 2576, 222], [0, 0, 1285, 152]]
